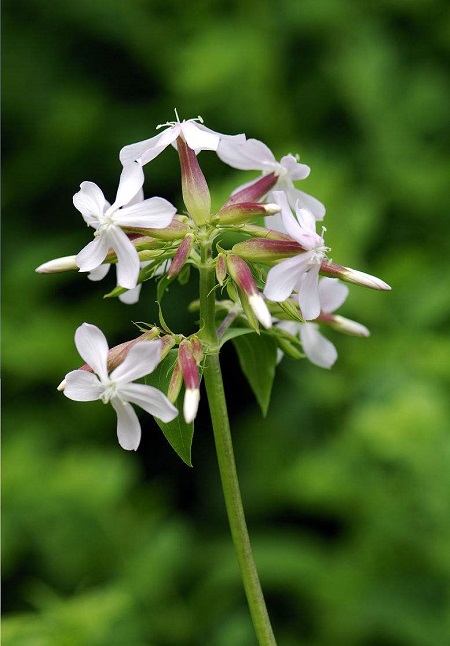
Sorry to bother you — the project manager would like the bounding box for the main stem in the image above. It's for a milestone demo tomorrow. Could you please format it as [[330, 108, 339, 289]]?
[[199, 239, 277, 646]]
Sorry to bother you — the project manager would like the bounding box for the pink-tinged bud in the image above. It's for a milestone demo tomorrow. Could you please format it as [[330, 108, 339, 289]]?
[[216, 253, 227, 286], [159, 334, 177, 360], [177, 136, 211, 225], [123, 219, 189, 241], [318, 313, 370, 337], [36, 255, 78, 274], [167, 234, 194, 279], [227, 254, 272, 329], [224, 172, 278, 206], [320, 262, 391, 291], [178, 340, 200, 423], [168, 361, 183, 403], [190, 336, 204, 364], [232, 238, 304, 263], [216, 202, 281, 225]]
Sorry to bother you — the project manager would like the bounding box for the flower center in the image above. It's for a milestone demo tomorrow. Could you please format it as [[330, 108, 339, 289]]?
[[95, 212, 116, 237], [100, 380, 120, 404], [156, 109, 204, 130]]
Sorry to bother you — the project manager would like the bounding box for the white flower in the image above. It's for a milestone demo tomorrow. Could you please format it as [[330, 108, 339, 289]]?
[[120, 110, 246, 167], [62, 323, 178, 450], [74, 164, 176, 289], [264, 191, 330, 320], [277, 278, 369, 368], [217, 137, 325, 220]]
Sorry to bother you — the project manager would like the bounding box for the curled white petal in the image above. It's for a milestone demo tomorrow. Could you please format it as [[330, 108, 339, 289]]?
[[88, 264, 111, 282], [106, 227, 140, 289], [264, 255, 309, 302], [298, 265, 321, 321], [112, 163, 145, 209], [73, 182, 106, 226], [76, 236, 110, 273], [115, 197, 176, 229]]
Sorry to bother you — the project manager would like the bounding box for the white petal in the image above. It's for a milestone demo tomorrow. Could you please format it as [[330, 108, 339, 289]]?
[[107, 227, 140, 289], [118, 284, 142, 305], [217, 137, 273, 170], [298, 266, 321, 320], [127, 187, 144, 206], [286, 186, 326, 221], [280, 154, 310, 180], [264, 255, 309, 302], [115, 197, 176, 229], [112, 164, 145, 209], [299, 324, 337, 369], [88, 264, 111, 282], [111, 341, 162, 383], [119, 383, 179, 423], [181, 121, 220, 151], [119, 130, 173, 166], [183, 388, 200, 424], [110, 398, 141, 450], [74, 323, 109, 380], [248, 294, 272, 329], [73, 182, 106, 225], [318, 278, 348, 313], [76, 236, 110, 272], [63, 369, 102, 400]]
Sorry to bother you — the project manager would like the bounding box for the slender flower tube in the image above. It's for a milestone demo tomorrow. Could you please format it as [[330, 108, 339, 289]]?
[[264, 191, 330, 320], [320, 261, 392, 291], [227, 254, 272, 329], [217, 201, 280, 225], [61, 323, 178, 450], [167, 234, 194, 279], [74, 164, 177, 289], [218, 137, 325, 219]]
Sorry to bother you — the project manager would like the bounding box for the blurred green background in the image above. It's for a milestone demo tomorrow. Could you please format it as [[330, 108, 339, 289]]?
[[3, 1, 450, 644]]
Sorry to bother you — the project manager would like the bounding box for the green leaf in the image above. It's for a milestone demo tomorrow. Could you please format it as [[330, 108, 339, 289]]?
[[219, 326, 254, 347], [232, 333, 278, 416], [145, 350, 194, 466]]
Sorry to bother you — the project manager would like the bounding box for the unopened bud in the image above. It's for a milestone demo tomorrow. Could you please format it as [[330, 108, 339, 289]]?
[[321, 314, 370, 337], [216, 253, 227, 286], [123, 218, 189, 241], [168, 234, 194, 279], [232, 238, 303, 263], [177, 136, 211, 225], [227, 254, 272, 329], [168, 361, 183, 403], [320, 262, 391, 291], [224, 172, 278, 206], [178, 340, 201, 423], [217, 201, 281, 225], [36, 255, 78, 274]]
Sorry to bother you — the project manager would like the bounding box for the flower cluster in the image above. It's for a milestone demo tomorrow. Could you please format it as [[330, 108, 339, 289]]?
[[37, 112, 390, 453]]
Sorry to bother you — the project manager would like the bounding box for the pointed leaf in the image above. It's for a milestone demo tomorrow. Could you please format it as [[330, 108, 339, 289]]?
[[145, 350, 194, 465], [232, 333, 277, 416]]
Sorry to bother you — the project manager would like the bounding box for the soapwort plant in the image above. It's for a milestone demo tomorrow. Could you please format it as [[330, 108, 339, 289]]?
[[37, 113, 390, 645]]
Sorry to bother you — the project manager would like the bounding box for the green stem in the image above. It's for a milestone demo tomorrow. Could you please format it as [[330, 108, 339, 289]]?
[[199, 240, 277, 645]]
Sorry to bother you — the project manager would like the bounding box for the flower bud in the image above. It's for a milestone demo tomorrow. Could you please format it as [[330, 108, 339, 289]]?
[[123, 218, 190, 240], [224, 172, 278, 206], [177, 135, 211, 225], [216, 202, 281, 225], [178, 340, 201, 423], [319, 313, 370, 337], [215, 253, 227, 286], [168, 360, 183, 403], [36, 255, 78, 274], [232, 238, 304, 263], [227, 254, 272, 329], [167, 234, 194, 279], [320, 262, 391, 291]]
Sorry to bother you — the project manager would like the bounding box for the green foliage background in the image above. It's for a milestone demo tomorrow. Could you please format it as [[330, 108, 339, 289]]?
[[3, 1, 450, 644]]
